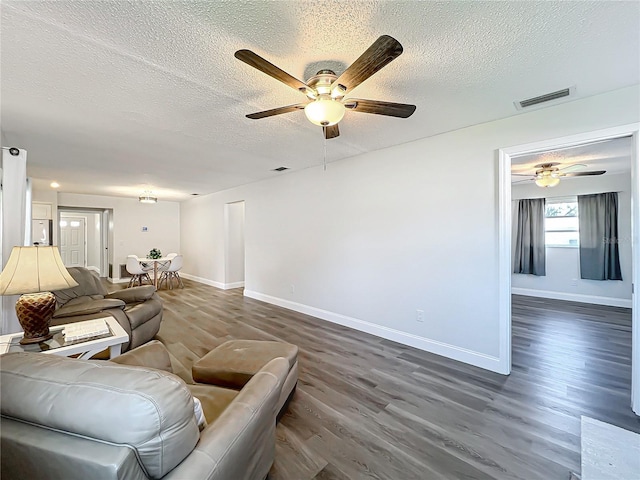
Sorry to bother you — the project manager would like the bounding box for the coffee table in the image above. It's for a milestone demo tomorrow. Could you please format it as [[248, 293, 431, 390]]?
[[0, 316, 128, 359]]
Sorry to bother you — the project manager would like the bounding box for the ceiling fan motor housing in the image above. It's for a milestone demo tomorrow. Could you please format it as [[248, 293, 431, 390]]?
[[535, 165, 560, 179], [306, 70, 340, 99]]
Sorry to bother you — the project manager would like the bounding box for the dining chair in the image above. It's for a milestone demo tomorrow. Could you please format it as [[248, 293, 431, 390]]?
[[125, 255, 152, 288], [157, 252, 177, 277], [158, 254, 184, 289]]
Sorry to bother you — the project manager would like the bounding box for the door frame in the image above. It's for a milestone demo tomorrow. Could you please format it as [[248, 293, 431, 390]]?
[[223, 200, 246, 289], [498, 123, 640, 414], [58, 207, 111, 277]]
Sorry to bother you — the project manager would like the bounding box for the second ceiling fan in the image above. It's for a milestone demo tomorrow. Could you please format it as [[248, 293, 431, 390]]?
[[513, 162, 606, 188], [235, 35, 416, 139]]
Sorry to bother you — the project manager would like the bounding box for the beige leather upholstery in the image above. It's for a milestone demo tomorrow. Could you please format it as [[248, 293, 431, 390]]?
[[1, 343, 289, 480], [192, 339, 299, 415], [52, 267, 162, 351], [1, 352, 199, 478], [110, 339, 173, 373]]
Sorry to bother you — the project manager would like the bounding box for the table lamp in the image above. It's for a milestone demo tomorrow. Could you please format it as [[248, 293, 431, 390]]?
[[0, 246, 78, 344]]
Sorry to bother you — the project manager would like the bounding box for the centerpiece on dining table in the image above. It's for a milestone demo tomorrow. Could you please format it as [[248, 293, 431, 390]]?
[[147, 248, 162, 259]]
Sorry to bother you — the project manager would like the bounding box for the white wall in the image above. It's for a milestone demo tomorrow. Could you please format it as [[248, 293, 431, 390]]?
[[181, 85, 640, 372], [56, 193, 180, 281], [225, 201, 245, 287], [512, 174, 632, 307], [31, 188, 58, 245]]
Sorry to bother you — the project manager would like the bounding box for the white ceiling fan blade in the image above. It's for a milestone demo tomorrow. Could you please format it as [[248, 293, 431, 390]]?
[[558, 163, 587, 172], [512, 178, 534, 184]]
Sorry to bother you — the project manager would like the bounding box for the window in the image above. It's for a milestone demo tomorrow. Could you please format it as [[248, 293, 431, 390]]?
[[545, 197, 579, 247]]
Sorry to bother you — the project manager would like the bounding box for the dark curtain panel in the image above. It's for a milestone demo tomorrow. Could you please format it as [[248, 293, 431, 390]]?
[[578, 192, 622, 280], [514, 198, 546, 276]]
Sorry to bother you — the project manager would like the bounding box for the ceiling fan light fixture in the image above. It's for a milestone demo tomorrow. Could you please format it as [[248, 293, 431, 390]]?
[[535, 176, 560, 188], [139, 191, 157, 203], [304, 98, 345, 127]]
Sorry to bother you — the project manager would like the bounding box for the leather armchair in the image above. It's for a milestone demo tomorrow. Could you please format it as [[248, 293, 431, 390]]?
[[1, 342, 288, 480], [51, 267, 162, 351]]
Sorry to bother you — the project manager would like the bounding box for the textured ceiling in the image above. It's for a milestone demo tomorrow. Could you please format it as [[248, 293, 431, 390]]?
[[511, 136, 632, 185], [2, 1, 639, 200]]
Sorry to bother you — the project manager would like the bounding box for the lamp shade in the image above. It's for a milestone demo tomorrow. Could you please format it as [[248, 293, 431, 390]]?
[[304, 98, 346, 126], [0, 246, 78, 295]]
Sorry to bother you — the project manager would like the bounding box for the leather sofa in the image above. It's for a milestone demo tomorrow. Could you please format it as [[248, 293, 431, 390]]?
[[0, 341, 288, 480], [51, 267, 162, 352]]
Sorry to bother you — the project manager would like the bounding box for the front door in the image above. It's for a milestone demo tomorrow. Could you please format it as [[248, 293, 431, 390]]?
[[60, 217, 86, 268]]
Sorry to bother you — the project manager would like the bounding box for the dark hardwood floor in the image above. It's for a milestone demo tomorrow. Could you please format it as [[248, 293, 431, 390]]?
[[144, 281, 637, 480]]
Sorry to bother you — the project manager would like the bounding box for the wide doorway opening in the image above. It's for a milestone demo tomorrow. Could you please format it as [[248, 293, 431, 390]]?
[[58, 207, 112, 277], [498, 124, 640, 414]]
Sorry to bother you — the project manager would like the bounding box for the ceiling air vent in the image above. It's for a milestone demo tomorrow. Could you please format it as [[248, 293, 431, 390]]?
[[272, 166, 289, 172], [515, 87, 574, 110]]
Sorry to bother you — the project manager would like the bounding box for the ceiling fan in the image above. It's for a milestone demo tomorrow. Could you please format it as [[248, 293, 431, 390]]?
[[512, 163, 606, 188], [235, 35, 416, 139]]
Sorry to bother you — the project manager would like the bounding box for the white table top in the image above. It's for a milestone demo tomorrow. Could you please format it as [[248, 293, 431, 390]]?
[[137, 257, 172, 264], [0, 316, 129, 359]]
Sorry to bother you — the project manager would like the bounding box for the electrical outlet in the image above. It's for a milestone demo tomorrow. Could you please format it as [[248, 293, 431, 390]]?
[[570, 278, 578, 287], [290, 284, 295, 294], [416, 309, 424, 322]]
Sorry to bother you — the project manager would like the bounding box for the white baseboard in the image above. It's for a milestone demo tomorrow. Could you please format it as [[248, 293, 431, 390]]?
[[512, 287, 632, 308], [86, 266, 100, 273], [180, 273, 244, 290], [243, 290, 503, 373], [110, 277, 129, 284]]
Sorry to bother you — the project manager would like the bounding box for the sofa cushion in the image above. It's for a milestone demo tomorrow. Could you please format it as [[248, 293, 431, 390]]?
[[54, 267, 107, 306], [187, 384, 239, 423], [0, 352, 199, 479], [105, 286, 156, 304], [192, 339, 299, 389], [109, 339, 173, 373], [124, 298, 162, 330], [52, 298, 126, 318]]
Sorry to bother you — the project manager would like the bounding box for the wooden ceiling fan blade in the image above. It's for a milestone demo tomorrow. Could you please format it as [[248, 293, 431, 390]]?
[[344, 99, 416, 118], [246, 104, 307, 120], [235, 50, 313, 95], [331, 35, 403, 94], [562, 170, 606, 177], [323, 124, 340, 139]]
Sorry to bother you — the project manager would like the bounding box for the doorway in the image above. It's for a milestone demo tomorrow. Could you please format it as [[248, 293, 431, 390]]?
[[224, 201, 245, 289], [498, 123, 640, 414], [58, 207, 111, 277]]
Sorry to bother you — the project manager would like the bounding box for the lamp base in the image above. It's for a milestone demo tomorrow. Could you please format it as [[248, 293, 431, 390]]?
[[16, 292, 56, 345]]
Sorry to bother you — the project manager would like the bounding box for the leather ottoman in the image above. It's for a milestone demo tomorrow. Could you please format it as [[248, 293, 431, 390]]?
[[192, 339, 298, 416]]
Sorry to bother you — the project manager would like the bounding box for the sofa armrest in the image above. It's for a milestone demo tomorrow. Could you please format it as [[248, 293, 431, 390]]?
[[109, 340, 173, 373], [163, 358, 289, 480], [105, 286, 156, 303], [53, 298, 125, 319]]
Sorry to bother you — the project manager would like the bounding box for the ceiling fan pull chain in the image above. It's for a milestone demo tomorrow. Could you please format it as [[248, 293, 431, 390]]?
[[323, 135, 327, 171]]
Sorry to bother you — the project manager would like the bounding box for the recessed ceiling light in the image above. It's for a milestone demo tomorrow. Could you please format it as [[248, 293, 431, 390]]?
[[50, 181, 60, 188]]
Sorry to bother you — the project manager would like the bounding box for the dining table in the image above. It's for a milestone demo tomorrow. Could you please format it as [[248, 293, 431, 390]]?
[[138, 257, 171, 288]]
